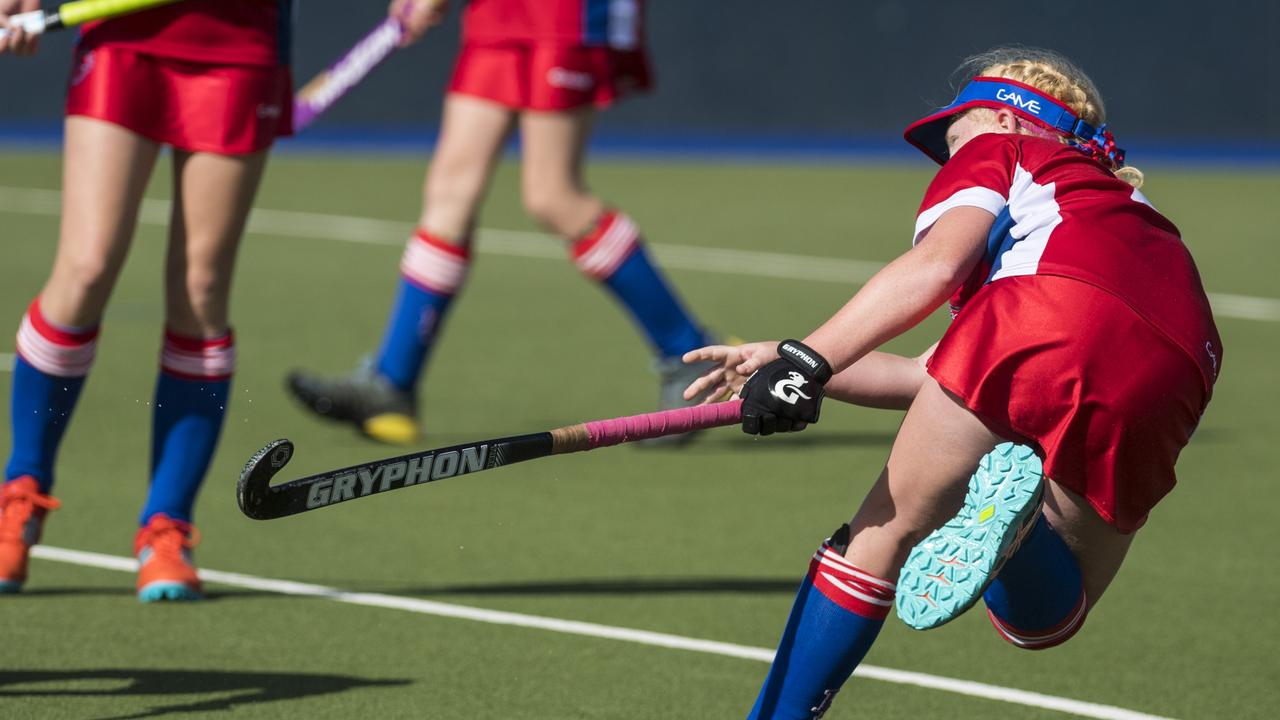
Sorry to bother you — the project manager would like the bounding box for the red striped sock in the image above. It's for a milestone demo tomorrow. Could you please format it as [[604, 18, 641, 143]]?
[[987, 589, 1088, 650], [15, 298, 98, 378], [571, 210, 640, 281], [160, 330, 235, 381], [807, 542, 897, 619]]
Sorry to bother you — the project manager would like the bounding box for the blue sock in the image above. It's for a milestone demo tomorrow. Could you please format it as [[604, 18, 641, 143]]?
[[750, 530, 897, 720], [375, 230, 469, 391], [983, 514, 1088, 649], [572, 211, 706, 358], [5, 300, 97, 493], [6, 359, 87, 493], [141, 331, 235, 525]]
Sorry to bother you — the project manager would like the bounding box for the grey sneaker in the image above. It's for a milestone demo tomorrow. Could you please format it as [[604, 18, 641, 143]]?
[[285, 360, 419, 445], [638, 355, 722, 447]]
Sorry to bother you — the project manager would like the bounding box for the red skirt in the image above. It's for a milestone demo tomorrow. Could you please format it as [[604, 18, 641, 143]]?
[[927, 275, 1209, 533], [66, 47, 293, 155], [448, 41, 652, 111]]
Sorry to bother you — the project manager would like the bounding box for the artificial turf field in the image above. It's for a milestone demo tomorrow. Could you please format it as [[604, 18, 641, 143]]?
[[0, 150, 1276, 719]]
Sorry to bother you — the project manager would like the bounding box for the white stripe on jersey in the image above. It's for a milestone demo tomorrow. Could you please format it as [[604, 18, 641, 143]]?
[[989, 164, 1062, 282], [912, 187, 1006, 245]]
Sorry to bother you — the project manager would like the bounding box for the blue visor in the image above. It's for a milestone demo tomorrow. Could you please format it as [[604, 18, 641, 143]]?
[[903, 77, 1099, 164]]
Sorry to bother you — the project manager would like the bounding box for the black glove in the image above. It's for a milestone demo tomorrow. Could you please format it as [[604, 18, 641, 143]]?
[[740, 339, 832, 436]]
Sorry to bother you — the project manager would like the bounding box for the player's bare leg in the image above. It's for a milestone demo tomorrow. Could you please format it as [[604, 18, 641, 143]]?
[[518, 107, 602, 238], [420, 95, 518, 240], [287, 94, 515, 443], [41, 117, 162, 326], [3, 117, 160, 592], [1041, 481, 1134, 604], [163, 148, 266, 337], [520, 108, 714, 440]]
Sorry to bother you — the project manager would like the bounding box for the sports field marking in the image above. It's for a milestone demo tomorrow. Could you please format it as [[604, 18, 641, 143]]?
[[0, 352, 13, 371], [32, 544, 1174, 720], [1, 185, 1276, 323]]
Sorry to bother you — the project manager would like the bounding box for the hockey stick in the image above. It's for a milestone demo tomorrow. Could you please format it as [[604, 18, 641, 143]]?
[[238, 400, 743, 520], [293, 0, 444, 131], [0, 0, 185, 41]]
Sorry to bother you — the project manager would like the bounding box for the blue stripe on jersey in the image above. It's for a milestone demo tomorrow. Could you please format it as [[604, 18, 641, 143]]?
[[277, 0, 295, 65], [583, 0, 611, 45], [985, 207, 1018, 283]]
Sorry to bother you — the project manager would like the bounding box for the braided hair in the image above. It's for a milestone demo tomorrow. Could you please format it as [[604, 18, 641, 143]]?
[[955, 46, 1144, 188]]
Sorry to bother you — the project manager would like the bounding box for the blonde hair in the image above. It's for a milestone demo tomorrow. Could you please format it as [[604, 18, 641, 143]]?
[[957, 46, 1144, 188]]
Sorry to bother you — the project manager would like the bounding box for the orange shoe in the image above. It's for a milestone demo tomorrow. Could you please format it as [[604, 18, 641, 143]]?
[[0, 476, 60, 593], [135, 514, 203, 602]]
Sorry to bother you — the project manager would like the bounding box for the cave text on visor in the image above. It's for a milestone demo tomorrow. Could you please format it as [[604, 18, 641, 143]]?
[[903, 76, 1103, 165]]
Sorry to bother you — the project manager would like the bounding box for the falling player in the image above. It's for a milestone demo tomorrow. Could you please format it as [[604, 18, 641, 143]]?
[[684, 47, 1222, 718]]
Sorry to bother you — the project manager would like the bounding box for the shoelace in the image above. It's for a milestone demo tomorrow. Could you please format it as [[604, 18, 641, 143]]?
[[0, 484, 61, 542], [138, 519, 201, 557]]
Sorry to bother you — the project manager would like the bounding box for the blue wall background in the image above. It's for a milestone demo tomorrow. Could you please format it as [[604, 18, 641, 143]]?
[[1, 1, 1277, 152]]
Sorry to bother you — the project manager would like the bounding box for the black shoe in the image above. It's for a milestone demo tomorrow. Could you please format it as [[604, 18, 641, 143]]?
[[286, 362, 419, 445]]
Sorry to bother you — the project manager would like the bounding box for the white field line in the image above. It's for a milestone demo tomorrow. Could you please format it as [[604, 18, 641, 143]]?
[[0, 352, 13, 372], [32, 545, 1173, 720], [1, 185, 1274, 322]]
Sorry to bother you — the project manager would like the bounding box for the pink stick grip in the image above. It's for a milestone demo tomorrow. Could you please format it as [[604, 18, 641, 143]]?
[[585, 400, 743, 449]]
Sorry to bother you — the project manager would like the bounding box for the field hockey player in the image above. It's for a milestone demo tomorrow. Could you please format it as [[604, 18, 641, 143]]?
[[0, 0, 294, 601], [287, 0, 720, 447], [684, 46, 1223, 719]]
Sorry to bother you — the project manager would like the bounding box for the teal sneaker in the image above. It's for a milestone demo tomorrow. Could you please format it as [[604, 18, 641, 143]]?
[[895, 442, 1044, 630]]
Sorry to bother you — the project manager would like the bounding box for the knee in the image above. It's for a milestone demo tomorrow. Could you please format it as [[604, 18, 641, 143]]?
[[857, 488, 937, 550], [522, 183, 584, 235], [168, 264, 231, 335], [521, 183, 562, 230], [53, 249, 120, 300]]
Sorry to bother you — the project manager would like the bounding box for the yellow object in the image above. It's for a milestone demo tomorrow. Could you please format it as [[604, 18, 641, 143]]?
[[59, 0, 185, 28], [978, 505, 996, 524], [363, 413, 420, 446]]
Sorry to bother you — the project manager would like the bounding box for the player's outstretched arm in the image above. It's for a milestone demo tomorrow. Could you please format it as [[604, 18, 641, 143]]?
[[801, 206, 994, 374], [0, 0, 40, 56], [684, 341, 928, 411], [823, 351, 927, 410], [390, 0, 448, 47]]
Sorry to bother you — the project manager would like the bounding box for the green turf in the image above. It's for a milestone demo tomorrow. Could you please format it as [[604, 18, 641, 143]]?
[[0, 150, 1277, 719]]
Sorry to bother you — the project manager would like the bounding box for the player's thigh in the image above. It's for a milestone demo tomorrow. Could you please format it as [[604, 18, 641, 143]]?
[[164, 148, 269, 334], [1041, 479, 1135, 606], [843, 377, 1005, 578], [42, 116, 162, 326], [518, 106, 595, 190], [517, 107, 603, 233], [421, 94, 515, 233]]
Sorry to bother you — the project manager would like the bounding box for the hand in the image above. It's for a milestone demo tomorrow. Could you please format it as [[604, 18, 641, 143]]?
[[739, 340, 832, 436], [389, 0, 449, 47], [682, 341, 779, 404], [0, 0, 41, 57]]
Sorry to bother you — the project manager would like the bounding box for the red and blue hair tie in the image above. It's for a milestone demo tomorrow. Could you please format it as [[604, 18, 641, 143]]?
[[1076, 123, 1126, 169]]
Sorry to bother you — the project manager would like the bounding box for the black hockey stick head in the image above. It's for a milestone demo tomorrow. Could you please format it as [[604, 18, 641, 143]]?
[[237, 438, 294, 520]]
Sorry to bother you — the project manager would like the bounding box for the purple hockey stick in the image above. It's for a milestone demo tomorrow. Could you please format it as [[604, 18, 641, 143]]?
[[292, 14, 408, 131]]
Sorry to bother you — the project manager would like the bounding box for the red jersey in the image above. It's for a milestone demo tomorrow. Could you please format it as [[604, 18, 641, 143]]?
[[913, 134, 1222, 392], [462, 0, 645, 49], [77, 0, 292, 67]]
